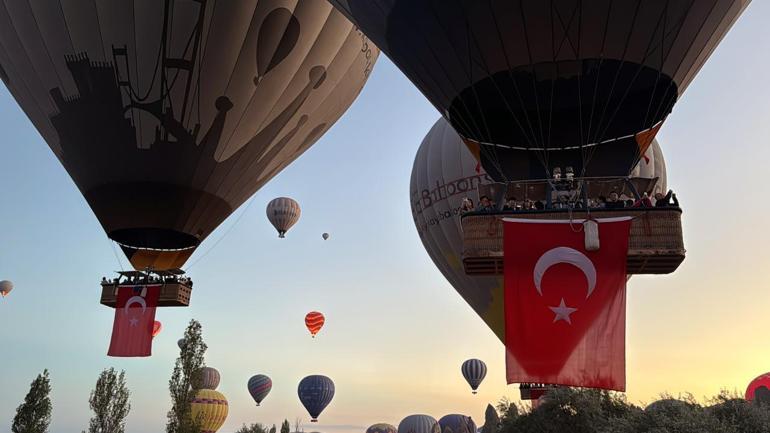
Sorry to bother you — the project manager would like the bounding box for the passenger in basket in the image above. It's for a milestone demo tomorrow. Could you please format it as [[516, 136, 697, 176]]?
[[654, 190, 679, 207], [476, 195, 495, 212]]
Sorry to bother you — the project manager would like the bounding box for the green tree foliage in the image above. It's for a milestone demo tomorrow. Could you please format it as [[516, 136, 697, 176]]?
[[85, 368, 131, 433], [480, 403, 500, 433], [496, 388, 770, 433], [166, 319, 207, 433], [280, 419, 290, 433], [11, 370, 52, 433], [235, 423, 268, 433]]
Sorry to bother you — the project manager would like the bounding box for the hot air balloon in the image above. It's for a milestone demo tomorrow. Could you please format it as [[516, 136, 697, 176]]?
[[367, 424, 397, 433], [331, 0, 747, 181], [191, 389, 228, 433], [177, 338, 186, 350], [151, 321, 162, 338], [305, 311, 325, 338], [267, 197, 301, 238], [322, 233, 330, 241], [0, 1, 378, 271], [298, 375, 335, 422], [196, 367, 221, 391], [438, 415, 476, 433], [0, 280, 13, 298], [746, 373, 770, 402], [247, 374, 272, 406], [461, 359, 487, 395], [410, 118, 668, 341], [398, 415, 440, 433]]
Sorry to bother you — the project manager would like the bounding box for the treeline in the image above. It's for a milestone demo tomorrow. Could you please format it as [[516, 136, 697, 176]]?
[[488, 387, 770, 433]]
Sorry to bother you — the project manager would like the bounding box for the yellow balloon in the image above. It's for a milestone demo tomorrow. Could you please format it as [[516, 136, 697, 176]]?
[[191, 389, 228, 433]]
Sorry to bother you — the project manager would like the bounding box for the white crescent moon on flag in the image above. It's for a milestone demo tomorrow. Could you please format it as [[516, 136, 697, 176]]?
[[124, 295, 147, 315], [534, 247, 597, 299]]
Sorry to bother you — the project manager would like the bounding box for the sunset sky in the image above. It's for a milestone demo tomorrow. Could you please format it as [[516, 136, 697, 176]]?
[[2, 2, 770, 433]]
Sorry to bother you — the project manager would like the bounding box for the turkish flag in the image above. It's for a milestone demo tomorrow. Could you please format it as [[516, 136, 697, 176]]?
[[107, 285, 161, 357], [504, 218, 631, 391]]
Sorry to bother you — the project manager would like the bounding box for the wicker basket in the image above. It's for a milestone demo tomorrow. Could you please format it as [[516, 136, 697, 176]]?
[[100, 283, 192, 308], [462, 208, 685, 275]]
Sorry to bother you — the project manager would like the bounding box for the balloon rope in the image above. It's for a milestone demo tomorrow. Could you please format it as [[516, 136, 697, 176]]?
[[109, 239, 124, 272], [184, 194, 258, 271]]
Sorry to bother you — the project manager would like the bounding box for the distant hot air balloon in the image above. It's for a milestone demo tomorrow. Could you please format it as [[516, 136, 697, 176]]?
[[305, 311, 325, 338], [331, 0, 747, 181], [367, 424, 397, 433], [746, 373, 770, 402], [438, 415, 476, 433], [152, 321, 162, 337], [196, 367, 221, 391], [267, 198, 301, 238], [0, 1, 378, 271], [177, 338, 186, 350], [322, 233, 330, 241], [398, 415, 440, 433], [247, 374, 272, 406], [0, 280, 13, 298], [410, 118, 668, 342], [191, 389, 228, 433], [298, 375, 335, 422], [461, 359, 487, 395]]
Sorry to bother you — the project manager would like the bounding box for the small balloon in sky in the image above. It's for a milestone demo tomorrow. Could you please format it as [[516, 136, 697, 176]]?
[[0, 280, 13, 298], [322, 233, 330, 240]]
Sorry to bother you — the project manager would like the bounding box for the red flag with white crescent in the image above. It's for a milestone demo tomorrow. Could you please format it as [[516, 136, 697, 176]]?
[[504, 218, 631, 391], [108, 285, 161, 357]]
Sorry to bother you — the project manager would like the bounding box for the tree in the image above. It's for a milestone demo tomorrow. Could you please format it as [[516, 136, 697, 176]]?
[[269, 424, 276, 433], [480, 404, 500, 433], [293, 418, 303, 433], [234, 424, 268, 433], [166, 319, 207, 433], [12, 370, 52, 433], [86, 368, 131, 433], [280, 420, 290, 433]]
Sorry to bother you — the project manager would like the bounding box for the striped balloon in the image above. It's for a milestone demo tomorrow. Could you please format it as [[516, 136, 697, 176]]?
[[367, 424, 397, 433], [266, 197, 301, 238], [196, 367, 221, 390], [247, 374, 272, 406], [398, 415, 440, 433], [305, 311, 325, 338], [190, 389, 228, 433], [461, 359, 487, 394], [298, 375, 335, 422]]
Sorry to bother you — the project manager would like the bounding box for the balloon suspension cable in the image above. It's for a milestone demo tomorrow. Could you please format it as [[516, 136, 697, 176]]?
[[108, 238, 125, 271], [185, 194, 258, 272]]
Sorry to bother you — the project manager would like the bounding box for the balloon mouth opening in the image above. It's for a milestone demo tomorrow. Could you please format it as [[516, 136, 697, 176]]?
[[110, 228, 200, 251]]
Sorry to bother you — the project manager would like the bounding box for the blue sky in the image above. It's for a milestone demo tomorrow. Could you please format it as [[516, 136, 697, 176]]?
[[2, 2, 770, 433]]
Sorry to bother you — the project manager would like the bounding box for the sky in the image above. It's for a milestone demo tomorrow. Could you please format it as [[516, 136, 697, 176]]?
[[2, 2, 770, 433]]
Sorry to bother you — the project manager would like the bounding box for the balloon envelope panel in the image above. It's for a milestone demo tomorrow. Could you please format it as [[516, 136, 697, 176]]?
[[331, 0, 747, 180], [0, 1, 378, 269], [247, 374, 272, 406], [438, 415, 476, 433], [367, 424, 397, 433], [298, 375, 335, 421], [398, 415, 440, 433], [746, 373, 770, 402]]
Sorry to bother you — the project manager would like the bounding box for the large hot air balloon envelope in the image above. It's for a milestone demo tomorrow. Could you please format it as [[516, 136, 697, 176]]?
[[438, 415, 476, 433], [298, 375, 335, 422], [247, 374, 272, 406], [461, 359, 487, 394], [0, 280, 12, 298], [196, 367, 221, 391], [266, 197, 301, 238], [410, 118, 667, 342], [367, 424, 397, 433], [0, 1, 378, 270], [190, 389, 228, 433], [331, 0, 748, 180], [746, 373, 770, 402], [305, 311, 325, 337], [398, 415, 440, 433]]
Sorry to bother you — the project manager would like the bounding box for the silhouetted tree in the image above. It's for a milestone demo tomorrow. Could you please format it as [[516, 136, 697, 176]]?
[[166, 319, 207, 433], [11, 370, 52, 433], [85, 368, 131, 433]]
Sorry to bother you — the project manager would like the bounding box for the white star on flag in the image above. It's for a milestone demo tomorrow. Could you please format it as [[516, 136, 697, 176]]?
[[129, 317, 139, 327], [549, 298, 578, 324]]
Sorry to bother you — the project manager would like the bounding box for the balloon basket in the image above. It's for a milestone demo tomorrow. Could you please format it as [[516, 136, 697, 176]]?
[[100, 270, 192, 307], [472, 391, 477, 395], [311, 419, 318, 423]]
